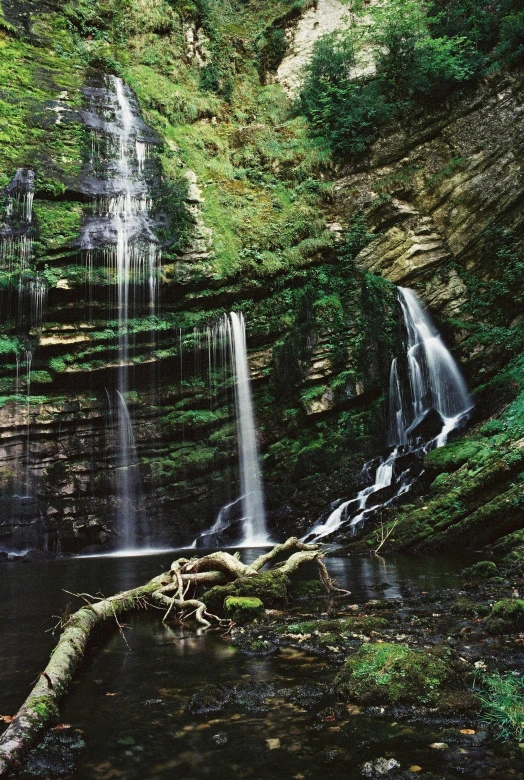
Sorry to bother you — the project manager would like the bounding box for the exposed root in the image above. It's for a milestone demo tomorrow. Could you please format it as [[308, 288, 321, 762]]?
[[0, 537, 344, 776], [317, 558, 351, 596]]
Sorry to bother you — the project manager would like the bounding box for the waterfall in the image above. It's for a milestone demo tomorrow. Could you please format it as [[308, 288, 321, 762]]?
[[191, 312, 270, 548], [79, 75, 162, 550], [230, 312, 268, 545], [303, 287, 473, 543], [398, 287, 473, 438]]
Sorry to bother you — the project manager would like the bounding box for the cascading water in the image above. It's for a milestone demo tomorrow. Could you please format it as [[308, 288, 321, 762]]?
[[230, 312, 268, 546], [304, 287, 473, 543], [191, 312, 270, 548], [81, 75, 161, 550], [398, 287, 473, 445]]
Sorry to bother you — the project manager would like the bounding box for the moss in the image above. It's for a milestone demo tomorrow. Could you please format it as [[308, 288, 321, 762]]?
[[33, 200, 83, 253], [451, 597, 489, 617], [335, 642, 463, 707], [484, 599, 524, 634], [203, 571, 290, 615], [289, 579, 326, 600], [224, 595, 264, 623], [462, 561, 498, 580], [425, 440, 484, 473], [28, 696, 60, 723]]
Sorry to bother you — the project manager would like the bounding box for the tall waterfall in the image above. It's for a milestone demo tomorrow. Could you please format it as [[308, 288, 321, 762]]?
[[81, 75, 161, 550], [230, 312, 268, 545], [191, 312, 270, 548], [304, 287, 473, 543]]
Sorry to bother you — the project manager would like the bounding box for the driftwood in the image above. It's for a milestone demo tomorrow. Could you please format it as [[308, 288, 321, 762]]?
[[0, 537, 346, 776]]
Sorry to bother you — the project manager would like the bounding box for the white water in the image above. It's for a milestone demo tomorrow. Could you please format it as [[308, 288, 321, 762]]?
[[304, 287, 473, 543], [398, 286, 473, 436], [230, 312, 269, 546], [191, 313, 270, 548], [88, 75, 160, 550]]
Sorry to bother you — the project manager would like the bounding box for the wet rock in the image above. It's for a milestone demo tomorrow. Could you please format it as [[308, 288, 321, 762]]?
[[232, 682, 276, 714], [186, 684, 230, 715], [406, 408, 445, 442], [23, 731, 85, 777], [211, 732, 228, 746], [361, 757, 401, 776]]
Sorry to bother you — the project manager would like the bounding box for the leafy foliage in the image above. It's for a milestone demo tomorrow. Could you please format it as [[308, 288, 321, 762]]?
[[300, 0, 524, 156]]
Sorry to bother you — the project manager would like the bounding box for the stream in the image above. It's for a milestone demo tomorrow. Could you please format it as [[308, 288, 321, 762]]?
[[3, 550, 523, 779]]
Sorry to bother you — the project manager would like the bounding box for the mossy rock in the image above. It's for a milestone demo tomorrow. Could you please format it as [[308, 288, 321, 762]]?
[[203, 571, 290, 616], [335, 643, 462, 707], [289, 579, 326, 600], [425, 440, 483, 473], [224, 596, 264, 623], [186, 684, 230, 715], [462, 561, 499, 580], [451, 597, 489, 617], [483, 599, 524, 634]]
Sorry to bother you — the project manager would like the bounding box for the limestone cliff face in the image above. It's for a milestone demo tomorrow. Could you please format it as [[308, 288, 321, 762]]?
[[332, 74, 524, 322], [0, 0, 523, 554]]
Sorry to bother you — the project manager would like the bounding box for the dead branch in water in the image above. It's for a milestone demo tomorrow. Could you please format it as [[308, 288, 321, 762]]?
[[0, 537, 340, 776]]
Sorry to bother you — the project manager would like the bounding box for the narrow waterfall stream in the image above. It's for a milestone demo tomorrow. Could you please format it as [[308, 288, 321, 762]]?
[[191, 312, 269, 548], [304, 287, 473, 543]]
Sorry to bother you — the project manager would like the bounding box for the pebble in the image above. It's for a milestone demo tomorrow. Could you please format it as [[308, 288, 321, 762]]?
[[266, 738, 281, 750], [429, 742, 449, 750]]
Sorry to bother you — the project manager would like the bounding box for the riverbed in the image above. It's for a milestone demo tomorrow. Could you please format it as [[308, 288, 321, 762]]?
[[1, 550, 523, 778]]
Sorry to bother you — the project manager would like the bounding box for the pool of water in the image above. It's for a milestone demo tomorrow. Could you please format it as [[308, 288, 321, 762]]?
[[0, 550, 516, 778]]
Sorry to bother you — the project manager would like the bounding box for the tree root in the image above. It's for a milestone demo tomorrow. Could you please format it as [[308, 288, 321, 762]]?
[[0, 537, 339, 776]]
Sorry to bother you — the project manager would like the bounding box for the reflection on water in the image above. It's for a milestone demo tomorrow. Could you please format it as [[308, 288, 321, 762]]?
[[0, 550, 489, 779]]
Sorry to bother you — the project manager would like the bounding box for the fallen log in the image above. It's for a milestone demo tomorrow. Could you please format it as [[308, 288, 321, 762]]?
[[0, 537, 343, 776]]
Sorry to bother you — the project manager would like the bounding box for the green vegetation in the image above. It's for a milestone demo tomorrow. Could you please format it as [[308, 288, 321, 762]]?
[[483, 599, 524, 634], [301, 0, 524, 157], [224, 596, 264, 623], [203, 571, 290, 615], [335, 642, 463, 706], [462, 561, 499, 580], [476, 672, 524, 741]]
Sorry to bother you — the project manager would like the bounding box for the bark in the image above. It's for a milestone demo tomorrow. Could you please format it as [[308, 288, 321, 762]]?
[[0, 538, 332, 776]]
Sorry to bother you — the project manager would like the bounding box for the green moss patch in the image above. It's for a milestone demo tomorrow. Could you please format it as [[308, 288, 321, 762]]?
[[484, 599, 524, 634], [335, 642, 463, 707], [203, 571, 290, 615], [224, 596, 264, 623]]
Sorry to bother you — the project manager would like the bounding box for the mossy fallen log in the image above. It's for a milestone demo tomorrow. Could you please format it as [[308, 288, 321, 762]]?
[[0, 538, 341, 776]]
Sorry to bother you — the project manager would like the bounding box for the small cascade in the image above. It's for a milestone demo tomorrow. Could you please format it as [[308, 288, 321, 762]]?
[[398, 286, 473, 437], [304, 287, 473, 543], [0, 168, 47, 538], [191, 312, 270, 548]]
